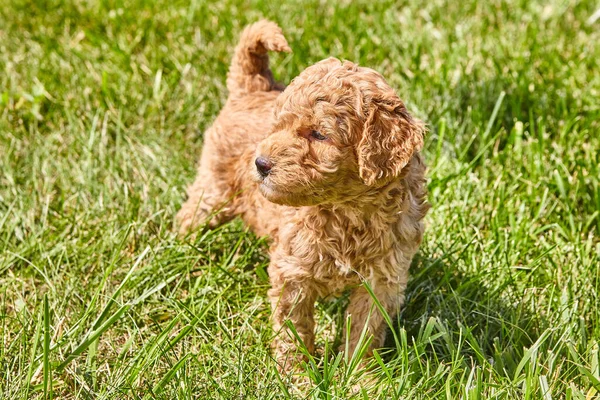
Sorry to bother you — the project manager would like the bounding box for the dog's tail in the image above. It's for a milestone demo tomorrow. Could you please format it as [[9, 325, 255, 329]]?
[[226, 20, 291, 98]]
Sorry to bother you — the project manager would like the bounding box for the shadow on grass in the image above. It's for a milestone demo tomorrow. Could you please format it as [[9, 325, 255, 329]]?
[[384, 250, 542, 377]]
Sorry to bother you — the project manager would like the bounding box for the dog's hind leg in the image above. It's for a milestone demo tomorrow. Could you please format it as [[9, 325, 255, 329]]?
[[176, 139, 237, 235]]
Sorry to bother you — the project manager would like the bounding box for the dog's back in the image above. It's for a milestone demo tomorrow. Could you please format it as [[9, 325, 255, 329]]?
[[176, 21, 290, 235]]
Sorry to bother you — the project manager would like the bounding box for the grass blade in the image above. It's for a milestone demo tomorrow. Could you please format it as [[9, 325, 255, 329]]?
[[43, 295, 52, 400], [57, 304, 131, 371], [152, 353, 192, 394]]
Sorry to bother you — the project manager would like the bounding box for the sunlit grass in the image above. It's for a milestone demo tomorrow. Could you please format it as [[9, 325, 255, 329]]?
[[1, 0, 599, 398]]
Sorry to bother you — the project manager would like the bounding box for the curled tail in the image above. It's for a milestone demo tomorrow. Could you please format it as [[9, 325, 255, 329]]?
[[226, 20, 291, 97]]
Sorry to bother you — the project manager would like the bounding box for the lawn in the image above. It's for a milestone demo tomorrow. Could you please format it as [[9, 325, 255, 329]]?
[[1, 0, 599, 398]]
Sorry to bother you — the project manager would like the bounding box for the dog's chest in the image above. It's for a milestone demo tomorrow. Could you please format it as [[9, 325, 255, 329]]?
[[310, 217, 399, 283], [280, 207, 409, 294]]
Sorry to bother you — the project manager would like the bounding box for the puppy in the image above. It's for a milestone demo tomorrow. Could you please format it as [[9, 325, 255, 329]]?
[[177, 20, 429, 372]]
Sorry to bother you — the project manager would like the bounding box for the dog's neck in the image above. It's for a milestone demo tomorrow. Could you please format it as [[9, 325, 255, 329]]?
[[306, 178, 407, 231]]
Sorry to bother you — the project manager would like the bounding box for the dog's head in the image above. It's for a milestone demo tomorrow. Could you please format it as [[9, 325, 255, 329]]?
[[254, 58, 425, 206]]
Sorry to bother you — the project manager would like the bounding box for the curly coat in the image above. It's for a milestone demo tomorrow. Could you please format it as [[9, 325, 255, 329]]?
[[177, 20, 429, 372]]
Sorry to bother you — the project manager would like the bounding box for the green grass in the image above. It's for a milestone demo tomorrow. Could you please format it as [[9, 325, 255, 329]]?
[[1, 0, 599, 398]]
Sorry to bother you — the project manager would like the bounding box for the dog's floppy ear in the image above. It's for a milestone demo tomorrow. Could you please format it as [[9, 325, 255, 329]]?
[[357, 94, 425, 186]]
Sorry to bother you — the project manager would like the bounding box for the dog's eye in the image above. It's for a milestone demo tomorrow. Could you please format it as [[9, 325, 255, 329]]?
[[310, 130, 327, 141]]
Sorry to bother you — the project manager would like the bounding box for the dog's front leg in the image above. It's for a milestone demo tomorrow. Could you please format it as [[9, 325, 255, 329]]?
[[342, 281, 405, 358], [267, 262, 317, 373]]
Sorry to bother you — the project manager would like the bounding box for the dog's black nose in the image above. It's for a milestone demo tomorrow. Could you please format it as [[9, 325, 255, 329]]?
[[255, 157, 273, 177]]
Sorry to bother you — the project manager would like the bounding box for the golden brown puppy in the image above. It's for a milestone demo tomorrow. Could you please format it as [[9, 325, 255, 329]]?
[[177, 20, 429, 372]]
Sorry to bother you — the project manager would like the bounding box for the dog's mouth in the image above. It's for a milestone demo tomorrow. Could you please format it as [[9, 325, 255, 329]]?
[[254, 177, 304, 205], [257, 178, 293, 204], [258, 178, 328, 207]]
